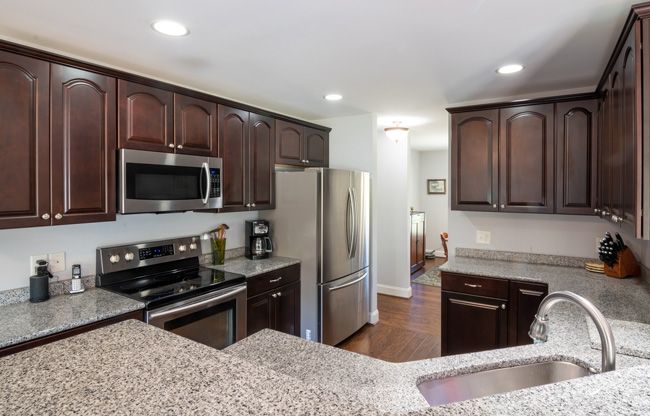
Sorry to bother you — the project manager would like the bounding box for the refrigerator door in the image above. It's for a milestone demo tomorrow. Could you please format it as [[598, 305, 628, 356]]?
[[320, 267, 369, 345], [321, 169, 370, 283]]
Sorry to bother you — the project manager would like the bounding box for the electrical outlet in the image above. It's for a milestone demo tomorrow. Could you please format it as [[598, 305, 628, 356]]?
[[29, 254, 48, 275], [476, 230, 491, 245], [305, 329, 312, 341], [48, 252, 66, 273]]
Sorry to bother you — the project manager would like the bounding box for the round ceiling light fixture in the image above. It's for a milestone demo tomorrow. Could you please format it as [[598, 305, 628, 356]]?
[[152, 20, 189, 37], [384, 122, 409, 143], [324, 93, 343, 101], [497, 64, 524, 75]]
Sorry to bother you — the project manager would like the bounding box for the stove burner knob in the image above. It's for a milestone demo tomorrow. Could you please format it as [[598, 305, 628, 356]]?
[[124, 252, 135, 262], [109, 254, 120, 264], [178, 244, 187, 252], [189, 243, 197, 250]]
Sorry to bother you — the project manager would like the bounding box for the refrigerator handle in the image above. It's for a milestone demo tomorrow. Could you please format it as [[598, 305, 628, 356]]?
[[350, 187, 358, 258], [346, 188, 355, 259], [327, 272, 368, 292]]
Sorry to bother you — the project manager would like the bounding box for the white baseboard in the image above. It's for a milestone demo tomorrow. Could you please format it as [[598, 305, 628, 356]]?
[[377, 284, 412, 298], [369, 309, 379, 324]]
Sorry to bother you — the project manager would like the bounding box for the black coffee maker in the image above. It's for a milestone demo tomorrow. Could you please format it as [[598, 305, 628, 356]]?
[[245, 220, 273, 260]]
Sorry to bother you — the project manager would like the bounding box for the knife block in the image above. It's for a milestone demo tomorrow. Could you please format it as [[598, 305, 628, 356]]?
[[604, 248, 640, 278]]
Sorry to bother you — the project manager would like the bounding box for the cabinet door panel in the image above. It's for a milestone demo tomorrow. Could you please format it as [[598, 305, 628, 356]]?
[[303, 127, 329, 167], [610, 68, 624, 220], [247, 292, 274, 336], [249, 113, 275, 210], [441, 291, 508, 356], [508, 281, 548, 347], [555, 100, 597, 214], [174, 94, 217, 156], [274, 282, 300, 336], [450, 110, 499, 211], [218, 105, 248, 210], [118, 80, 173, 152], [275, 120, 303, 165], [51, 65, 116, 225], [0, 51, 50, 229], [499, 105, 554, 213]]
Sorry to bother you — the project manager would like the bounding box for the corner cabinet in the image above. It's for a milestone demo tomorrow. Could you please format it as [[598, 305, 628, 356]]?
[[410, 212, 426, 273], [246, 264, 300, 337], [441, 272, 548, 356], [276, 120, 329, 167]]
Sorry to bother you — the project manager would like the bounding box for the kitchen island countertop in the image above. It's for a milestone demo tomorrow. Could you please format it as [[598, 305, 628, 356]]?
[[205, 255, 300, 278]]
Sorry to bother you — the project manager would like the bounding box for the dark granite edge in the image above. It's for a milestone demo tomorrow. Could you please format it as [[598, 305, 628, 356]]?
[[455, 247, 597, 268]]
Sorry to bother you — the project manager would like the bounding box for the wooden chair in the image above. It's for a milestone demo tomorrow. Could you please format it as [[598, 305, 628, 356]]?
[[440, 232, 449, 258]]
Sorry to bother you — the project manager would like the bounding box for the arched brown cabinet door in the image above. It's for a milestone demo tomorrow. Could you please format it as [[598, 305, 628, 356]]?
[[499, 104, 554, 213], [303, 127, 329, 167], [50, 64, 116, 225], [118, 80, 173, 152], [450, 109, 499, 211], [218, 105, 248, 210], [0, 51, 50, 230], [555, 100, 597, 215], [249, 113, 275, 209], [275, 120, 303, 165], [174, 94, 217, 156]]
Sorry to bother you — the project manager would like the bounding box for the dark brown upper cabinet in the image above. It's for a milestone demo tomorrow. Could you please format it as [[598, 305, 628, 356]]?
[[555, 100, 598, 215], [50, 65, 116, 226], [217, 105, 275, 212], [450, 109, 499, 211], [0, 51, 50, 230], [499, 104, 554, 214], [276, 120, 329, 167], [118, 80, 173, 152], [174, 94, 218, 157]]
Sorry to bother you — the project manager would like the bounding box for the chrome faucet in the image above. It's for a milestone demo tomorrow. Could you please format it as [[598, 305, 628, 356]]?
[[529, 291, 616, 372]]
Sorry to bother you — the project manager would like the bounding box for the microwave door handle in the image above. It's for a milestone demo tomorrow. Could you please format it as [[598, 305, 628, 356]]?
[[201, 162, 210, 204]]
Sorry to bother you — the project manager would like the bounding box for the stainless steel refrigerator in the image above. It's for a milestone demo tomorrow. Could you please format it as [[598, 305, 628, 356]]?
[[263, 168, 370, 345]]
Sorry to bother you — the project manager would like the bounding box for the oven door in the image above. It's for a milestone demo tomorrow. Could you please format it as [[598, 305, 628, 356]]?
[[146, 284, 246, 349], [119, 149, 222, 213]]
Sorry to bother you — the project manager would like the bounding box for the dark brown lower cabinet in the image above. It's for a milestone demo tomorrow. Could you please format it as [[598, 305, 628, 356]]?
[[441, 272, 548, 356], [246, 264, 300, 337], [410, 212, 425, 274]]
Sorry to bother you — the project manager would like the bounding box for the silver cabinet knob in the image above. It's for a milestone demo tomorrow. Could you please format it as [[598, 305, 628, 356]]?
[[276, 292, 282, 297], [251, 203, 256, 207], [168, 143, 175, 148], [594, 208, 601, 214], [109, 254, 120, 264], [305, 160, 310, 164], [246, 203, 251, 208], [54, 213, 63, 220], [492, 204, 497, 208], [124, 252, 135, 262], [271, 293, 278, 299], [500, 204, 505, 209], [41, 213, 50, 220], [501, 304, 506, 310], [177, 145, 183, 149]]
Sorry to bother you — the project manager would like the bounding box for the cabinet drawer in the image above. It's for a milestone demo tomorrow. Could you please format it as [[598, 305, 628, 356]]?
[[441, 272, 509, 300], [246, 264, 300, 298]]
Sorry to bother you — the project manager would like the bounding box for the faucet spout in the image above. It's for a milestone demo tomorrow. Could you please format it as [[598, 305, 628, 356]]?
[[528, 291, 616, 372]]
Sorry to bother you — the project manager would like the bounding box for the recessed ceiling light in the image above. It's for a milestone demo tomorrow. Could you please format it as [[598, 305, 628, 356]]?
[[152, 20, 189, 37], [324, 94, 343, 101], [497, 64, 524, 74]]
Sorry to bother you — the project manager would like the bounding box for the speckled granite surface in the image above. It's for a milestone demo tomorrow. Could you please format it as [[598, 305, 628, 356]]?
[[205, 255, 300, 278], [0, 288, 144, 349], [0, 275, 96, 306], [587, 318, 650, 360], [0, 320, 379, 415], [455, 247, 596, 268]]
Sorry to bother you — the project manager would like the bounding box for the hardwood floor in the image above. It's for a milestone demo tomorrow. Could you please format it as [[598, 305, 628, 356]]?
[[337, 258, 445, 362]]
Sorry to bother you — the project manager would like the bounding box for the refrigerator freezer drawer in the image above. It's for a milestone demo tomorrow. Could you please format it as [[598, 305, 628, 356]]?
[[320, 267, 369, 345]]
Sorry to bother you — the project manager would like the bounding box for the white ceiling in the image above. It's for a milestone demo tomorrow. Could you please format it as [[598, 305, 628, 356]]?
[[0, 0, 637, 150]]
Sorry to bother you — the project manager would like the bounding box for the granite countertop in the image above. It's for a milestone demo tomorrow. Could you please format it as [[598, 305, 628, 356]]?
[[206, 255, 300, 278], [0, 288, 144, 349], [0, 320, 379, 415]]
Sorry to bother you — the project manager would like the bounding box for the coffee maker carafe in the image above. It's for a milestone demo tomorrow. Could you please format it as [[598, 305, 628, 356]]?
[[245, 220, 273, 260]]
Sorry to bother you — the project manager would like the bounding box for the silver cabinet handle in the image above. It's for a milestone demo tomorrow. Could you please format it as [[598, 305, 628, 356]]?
[[327, 272, 368, 292], [269, 277, 282, 283], [464, 283, 482, 288], [501, 304, 506, 310], [177, 145, 183, 149], [168, 143, 175, 148], [41, 213, 50, 220], [54, 213, 63, 220]]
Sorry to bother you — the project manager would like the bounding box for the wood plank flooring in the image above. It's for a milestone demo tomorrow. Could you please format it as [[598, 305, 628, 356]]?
[[337, 258, 444, 362]]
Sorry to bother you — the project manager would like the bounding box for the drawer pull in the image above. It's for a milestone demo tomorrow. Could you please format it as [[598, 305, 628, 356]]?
[[269, 277, 283, 283], [464, 283, 482, 288]]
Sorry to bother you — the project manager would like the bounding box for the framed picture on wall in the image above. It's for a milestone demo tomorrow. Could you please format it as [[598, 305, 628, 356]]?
[[427, 179, 446, 195]]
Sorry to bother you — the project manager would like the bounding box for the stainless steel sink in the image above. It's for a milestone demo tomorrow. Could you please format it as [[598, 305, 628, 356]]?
[[417, 361, 593, 406]]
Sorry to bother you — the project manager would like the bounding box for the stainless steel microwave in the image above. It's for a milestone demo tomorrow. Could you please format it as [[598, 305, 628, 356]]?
[[119, 149, 222, 214]]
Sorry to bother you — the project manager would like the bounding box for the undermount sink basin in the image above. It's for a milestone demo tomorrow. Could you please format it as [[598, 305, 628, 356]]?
[[417, 361, 593, 406]]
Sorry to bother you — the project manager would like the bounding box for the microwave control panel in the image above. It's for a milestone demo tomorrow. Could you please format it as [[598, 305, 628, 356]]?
[[209, 168, 221, 198]]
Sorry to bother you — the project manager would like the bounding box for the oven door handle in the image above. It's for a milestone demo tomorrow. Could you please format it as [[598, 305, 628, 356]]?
[[201, 162, 210, 204], [148, 285, 246, 321]]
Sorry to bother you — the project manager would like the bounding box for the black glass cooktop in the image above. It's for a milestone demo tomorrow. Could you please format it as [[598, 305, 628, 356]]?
[[102, 264, 245, 309]]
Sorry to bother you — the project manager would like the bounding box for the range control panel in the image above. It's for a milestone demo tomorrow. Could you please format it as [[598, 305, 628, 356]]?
[[139, 244, 175, 261]]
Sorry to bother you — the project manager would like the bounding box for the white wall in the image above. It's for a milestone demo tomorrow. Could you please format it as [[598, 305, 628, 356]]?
[[0, 211, 258, 291], [407, 148, 420, 211], [419, 150, 449, 252]]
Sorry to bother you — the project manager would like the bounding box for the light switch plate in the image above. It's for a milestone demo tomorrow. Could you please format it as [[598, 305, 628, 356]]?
[[29, 254, 48, 275], [48, 252, 66, 273], [476, 230, 491, 245]]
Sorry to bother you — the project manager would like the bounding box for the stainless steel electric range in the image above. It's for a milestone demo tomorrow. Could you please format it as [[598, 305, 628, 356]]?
[[96, 235, 246, 349]]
